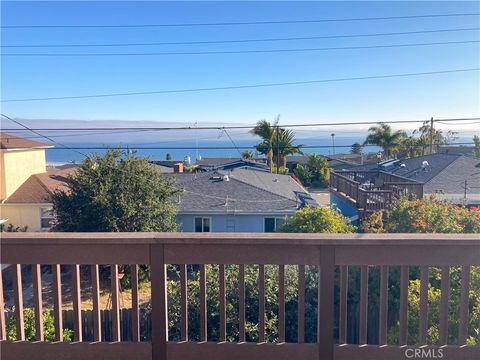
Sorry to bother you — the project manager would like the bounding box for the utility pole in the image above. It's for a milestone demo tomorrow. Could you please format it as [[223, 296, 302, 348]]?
[[429, 117, 434, 155], [331, 133, 336, 155], [463, 179, 468, 205]]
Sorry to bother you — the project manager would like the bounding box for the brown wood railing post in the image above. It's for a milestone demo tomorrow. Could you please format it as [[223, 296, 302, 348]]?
[[318, 246, 335, 360], [91, 264, 102, 342], [13, 264, 25, 341], [151, 244, 167, 360], [0, 268, 5, 340], [32, 264, 44, 341], [53, 264, 63, 342], [131, 264, 140, 342]]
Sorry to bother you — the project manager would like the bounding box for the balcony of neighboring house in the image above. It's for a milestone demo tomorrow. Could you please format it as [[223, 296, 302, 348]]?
[[329, 170, 424, 218], [1, 232, 479, 360]]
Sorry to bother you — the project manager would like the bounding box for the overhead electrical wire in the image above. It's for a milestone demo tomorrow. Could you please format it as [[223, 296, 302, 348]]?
[[2, 68, 478, 103], [4, 40, 479, 56], [2, 13, 479, 28], [3, 27, 478, 48]]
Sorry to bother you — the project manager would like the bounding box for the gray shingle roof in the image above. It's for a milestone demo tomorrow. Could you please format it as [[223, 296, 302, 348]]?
[[172, 168, 316, 213]]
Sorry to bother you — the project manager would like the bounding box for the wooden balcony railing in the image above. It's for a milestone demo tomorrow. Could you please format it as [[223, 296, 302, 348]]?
[[330, 171, 423, 212], [1, 233, 479, 360]]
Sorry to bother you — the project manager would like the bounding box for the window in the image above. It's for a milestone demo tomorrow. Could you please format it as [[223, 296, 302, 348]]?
[[194, 217, 211, 232], [264, 217, 285, 232], [40, 208, 55, 230]]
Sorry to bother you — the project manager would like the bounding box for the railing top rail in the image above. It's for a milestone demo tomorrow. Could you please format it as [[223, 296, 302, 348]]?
[[358, 189, 393, 195], [1, 232, 479, 246], [333, 170, 422, 185], [330, 172, 360, 184]]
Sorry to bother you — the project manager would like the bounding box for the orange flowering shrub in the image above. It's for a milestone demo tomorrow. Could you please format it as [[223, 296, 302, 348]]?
[[362, 196, 480, 233]]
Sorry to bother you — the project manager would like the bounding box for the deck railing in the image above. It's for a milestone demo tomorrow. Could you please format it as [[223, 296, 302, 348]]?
[[1, 232, 479, 360], [330, 171, 423, 212]]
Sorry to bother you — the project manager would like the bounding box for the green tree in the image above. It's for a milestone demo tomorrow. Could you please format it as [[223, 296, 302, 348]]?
[[350, 142, 362, 155], [166, 153, 172, 160], [277, 206, 355, 233], [273, 128, 303, 168], [51, 148, 178, 232], [293, 154, 331, 187], [241, 150, 255, 159], [364, 123, 407, 159], [473, 135, 480, 157], [251, 117, 278, 172], [0, 223, 28, 232], [399, 136, 421, 158]]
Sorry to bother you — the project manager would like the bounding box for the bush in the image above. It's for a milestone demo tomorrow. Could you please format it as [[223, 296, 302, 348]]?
[[277, 206, 355, 233]]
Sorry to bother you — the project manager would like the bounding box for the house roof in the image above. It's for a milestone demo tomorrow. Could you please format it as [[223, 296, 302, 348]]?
[[172, 168, 317, 213], [0, 132, 52, 150], [3, 167, 75, 204], [195, 157, 269, 171], [150, 160, 184, 168]]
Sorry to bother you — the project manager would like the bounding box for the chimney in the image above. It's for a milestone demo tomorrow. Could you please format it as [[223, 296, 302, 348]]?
[[173, 162, 183, 173]]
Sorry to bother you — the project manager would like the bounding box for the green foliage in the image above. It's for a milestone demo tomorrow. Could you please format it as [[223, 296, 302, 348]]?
[[51, 148, 178, 232], [293, 154, 331, 187], [362, 197, 480, 233], [277, 206, 355, 233], [6, 308, 73, 342], [363, 123, 407, 159], [241, 150, 255, 159], [271, 164, 289, 174], [473, 135, 480, 157], [0, 223, 28, 232], [350, 142, 362, 155], [166, 153, 172, 160]]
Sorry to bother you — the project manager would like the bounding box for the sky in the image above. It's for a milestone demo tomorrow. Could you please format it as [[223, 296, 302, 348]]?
[[1, 1, 479, 130]]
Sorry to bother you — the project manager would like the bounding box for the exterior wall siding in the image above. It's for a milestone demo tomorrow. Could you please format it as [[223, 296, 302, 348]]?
[[0, 203, 47, 231], [0, 149, 46, 199], [176, 214, 290, 233]]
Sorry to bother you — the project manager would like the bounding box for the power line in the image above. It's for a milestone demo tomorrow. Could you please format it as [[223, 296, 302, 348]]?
[[2, 117, 479, 132], [2, 68, 478, 103], [4, 40, 479, 56], [16, 143, 476, 150], [2, 13, 479, 28], [4, 27, 478, 48]]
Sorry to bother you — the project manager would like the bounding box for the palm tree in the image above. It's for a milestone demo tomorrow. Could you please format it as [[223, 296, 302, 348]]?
[[363, 123, 406, 159], [241, 150, 255, 159], [274, 128, 303, 168], [250, 116, 279, 172]]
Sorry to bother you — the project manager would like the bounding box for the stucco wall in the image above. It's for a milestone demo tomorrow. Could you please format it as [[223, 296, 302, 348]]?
[[0, 203, 50, 231], [176, 214, 289, 232], [0, 149, 46, 199]]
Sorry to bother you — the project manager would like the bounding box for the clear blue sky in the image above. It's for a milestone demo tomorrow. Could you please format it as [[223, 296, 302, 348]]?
[[1, 1, 479, 126]]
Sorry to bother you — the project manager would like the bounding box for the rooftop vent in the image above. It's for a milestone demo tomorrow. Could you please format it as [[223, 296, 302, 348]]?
[[223, 175, 230, 182], [421, 161, 430, 171]]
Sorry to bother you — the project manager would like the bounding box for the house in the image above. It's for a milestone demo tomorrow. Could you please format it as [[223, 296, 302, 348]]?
[[172, 168, 317, 232], [329, 153, 480, 221], [0, 132, 73, 231]]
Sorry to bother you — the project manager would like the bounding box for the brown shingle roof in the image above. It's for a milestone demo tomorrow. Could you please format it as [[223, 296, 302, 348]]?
[[4, 167, 76, 203], [0, 132, 52, 150]]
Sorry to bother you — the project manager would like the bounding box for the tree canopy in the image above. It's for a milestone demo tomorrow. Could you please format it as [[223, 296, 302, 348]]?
[[277, 206, 355, 233], [363, 123, 406, 159], [51, 149, 178, 232]]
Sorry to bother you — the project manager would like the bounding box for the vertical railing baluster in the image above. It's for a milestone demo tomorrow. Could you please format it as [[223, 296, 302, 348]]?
[[339, 265, 347, 345], [258, 264, 265, 343], [419, 266, 429, 345], [13, 264, 25, 341], [0, 267, 5, 340], [111, 264, 120, 342], [379, 265, 388, 345], [151, 244, 167, 360], [278, 264, 285, 343], [72, 264, 82, 342], [399, 266, 409, 346], [458, 266, 470, 345], [439, 266, 450, 345], [53, 264, 63, 341], [298, 264, 305, 344], [32, 264, 44, 341], [238, 264, 245, 342], [219, 264, 226, 342], [131, 264, 140, 342], [200, 264, 207, 342], [318, 246, 335, 360], [180, 264, 188, 341], [359, 265, 368, 345], [91, 264, 102, 342]]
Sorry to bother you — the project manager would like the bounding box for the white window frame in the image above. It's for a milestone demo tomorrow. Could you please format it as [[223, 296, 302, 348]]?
[[194, 216, 212, 233], [263, 217, 285, 232], [40, 207, 55, 230]]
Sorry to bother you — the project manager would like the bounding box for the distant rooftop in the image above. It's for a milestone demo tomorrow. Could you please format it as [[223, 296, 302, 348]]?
[[0, 132, 53, 150]]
